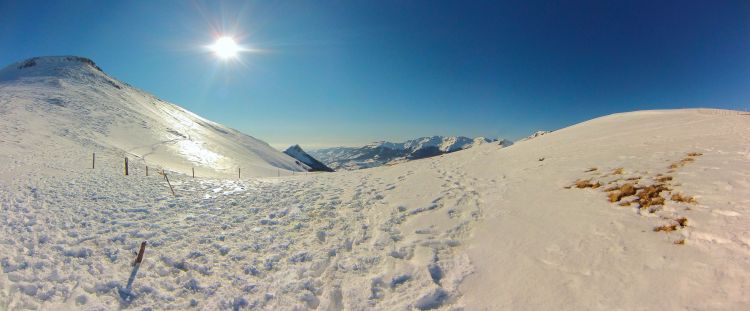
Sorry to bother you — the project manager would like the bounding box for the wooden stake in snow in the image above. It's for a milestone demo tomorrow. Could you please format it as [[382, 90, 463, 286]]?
[[163, 170, 175, 196], [238, 167, 241, 179], [133, 241, 147, 266], [146, 166, 149, 176], [192, 167, 195, 178], [124, 157, 129, 175], [92, 152, 95, 169]]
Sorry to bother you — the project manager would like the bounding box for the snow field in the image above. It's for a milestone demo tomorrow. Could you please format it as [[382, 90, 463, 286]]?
[[0, 145, 483, 310]]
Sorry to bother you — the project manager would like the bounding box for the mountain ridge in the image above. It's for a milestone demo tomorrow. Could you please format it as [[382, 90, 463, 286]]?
[[309, 136, 512, 170], [0, 56, 309, 177], [283, 144, 334, 172]]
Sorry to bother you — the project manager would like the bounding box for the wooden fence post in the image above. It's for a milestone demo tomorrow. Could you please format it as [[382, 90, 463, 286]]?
[[124, 157, 129, 175], [92, 152, 95, 169], [145, 166, 149, 176], [192, 167, 195, 178], [238, 168, 241, 179], [133, 241, 147, 265], [163, 170, 175, 196]]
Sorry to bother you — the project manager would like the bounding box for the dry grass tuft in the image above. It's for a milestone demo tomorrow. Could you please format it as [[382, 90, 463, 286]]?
[[674, 239, 686, 245], [687, 152, 703, 157], [654, 217, 688, 233], [675, 217, 688, 227], [636, 184, 670, 208], [671, 193, 696, 204], [574, 179, 601, 189], [607, 183, 637, 202], [669, 157, 695, 169], [604, 185, 619, 192], [611, 167, 624, 175], [655, 176, 673, 182], [584, 167, 598, 172], [654, 224, 677, 232]]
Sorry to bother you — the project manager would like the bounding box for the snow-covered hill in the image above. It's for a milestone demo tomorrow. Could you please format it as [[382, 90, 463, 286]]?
[[1, 93, 749, 309], [283, 145, 334, 172], [310, 136, 511, 170], [0, 56, 308, 178], [519, 130, 550, 141]]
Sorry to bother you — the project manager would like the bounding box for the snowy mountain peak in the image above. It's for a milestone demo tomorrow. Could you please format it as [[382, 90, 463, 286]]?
[[1, 56, 106, 80], [283, 144, 334, 172], [286, 144, 303, 152]]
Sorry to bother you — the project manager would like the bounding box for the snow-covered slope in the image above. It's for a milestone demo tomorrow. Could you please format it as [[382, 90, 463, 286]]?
[[1, 109, 749, 310], [283, 145, 334, 172], [310, 136, 511, 170], [0, 56, 308, 178], [519, 130, 550, 141]]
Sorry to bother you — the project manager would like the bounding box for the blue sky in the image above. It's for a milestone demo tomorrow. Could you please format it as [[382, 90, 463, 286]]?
[[1, 0, 749, 149]]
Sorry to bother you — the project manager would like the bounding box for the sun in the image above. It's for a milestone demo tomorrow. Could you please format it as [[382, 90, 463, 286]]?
[[209, 36, 242, 60]]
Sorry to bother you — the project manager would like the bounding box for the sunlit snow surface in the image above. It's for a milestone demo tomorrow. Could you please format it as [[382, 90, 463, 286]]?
[[1, 58, 750, 310], [0, 56, 309, 178], [175, 140, 223, 167], [1, 109, 750, 310]]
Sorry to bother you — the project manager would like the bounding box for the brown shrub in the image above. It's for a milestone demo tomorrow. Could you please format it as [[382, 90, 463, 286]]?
[[611, 168, 624, 175], [687, 152, 703, 157], [674, 239, 685, 245]]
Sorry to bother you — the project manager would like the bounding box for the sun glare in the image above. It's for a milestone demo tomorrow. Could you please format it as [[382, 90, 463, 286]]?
[[209, 36, 242, 60]]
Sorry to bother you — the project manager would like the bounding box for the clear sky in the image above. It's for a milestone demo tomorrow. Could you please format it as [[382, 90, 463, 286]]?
[[1, 1, 749, 149]]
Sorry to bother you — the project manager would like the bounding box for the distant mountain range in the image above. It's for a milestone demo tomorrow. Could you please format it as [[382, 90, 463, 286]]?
[[308, 136, 512, 170], [284, 145, 334, 172]]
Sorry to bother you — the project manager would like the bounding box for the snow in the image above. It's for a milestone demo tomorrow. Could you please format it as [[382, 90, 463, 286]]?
[[0, 56, 308, 179], [1, 58, 750, 310], [519, 130, 550, 141]]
